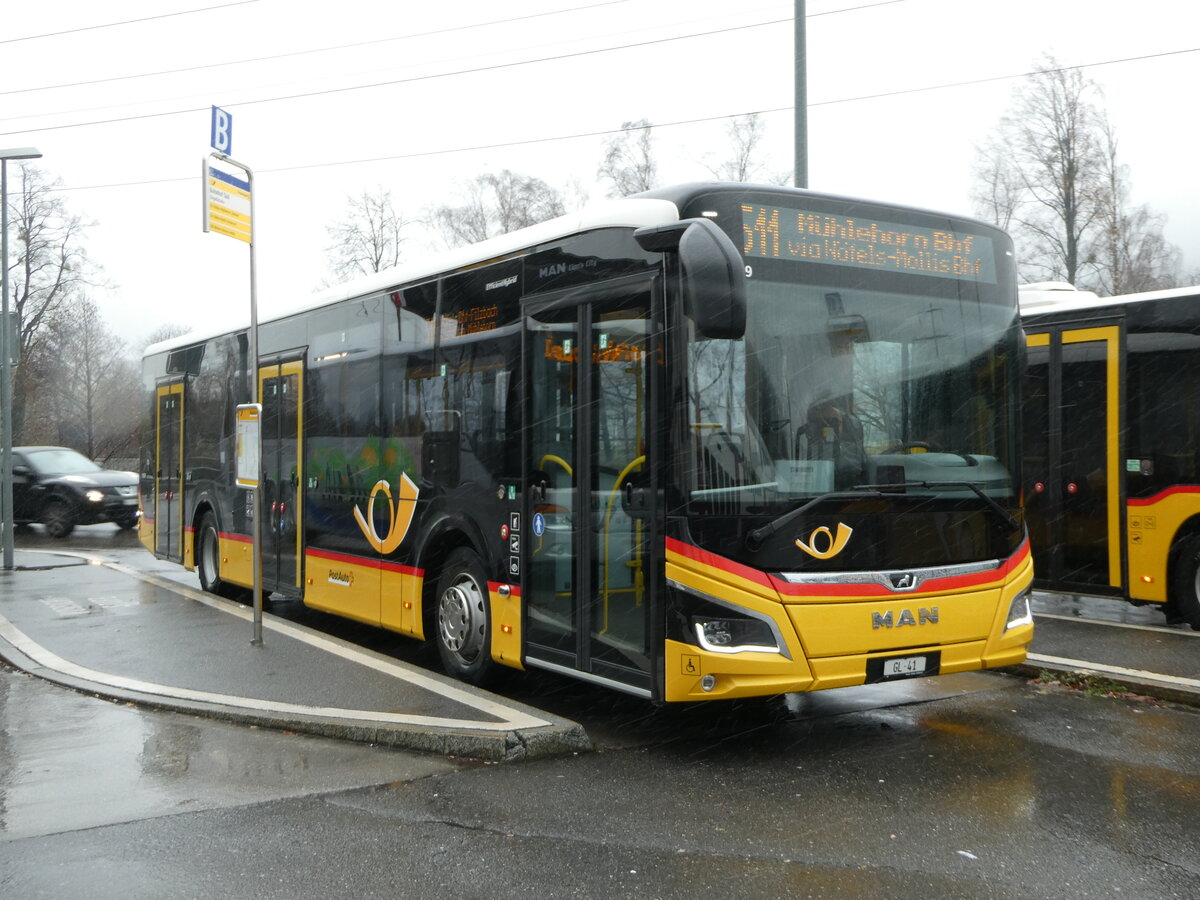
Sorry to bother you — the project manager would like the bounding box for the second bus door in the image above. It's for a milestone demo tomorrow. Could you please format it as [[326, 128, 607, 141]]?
[[259, 360, 304, 593]]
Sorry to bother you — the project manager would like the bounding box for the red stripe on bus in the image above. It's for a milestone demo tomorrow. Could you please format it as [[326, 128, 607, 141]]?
[[665, 536, 776, 590], [1128, 485, 1200, 507], [306, 545, 423, 577], [668, 535, 1030, 598]]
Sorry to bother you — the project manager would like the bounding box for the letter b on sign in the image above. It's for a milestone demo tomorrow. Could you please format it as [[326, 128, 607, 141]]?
[[210, 106, 233, 154]]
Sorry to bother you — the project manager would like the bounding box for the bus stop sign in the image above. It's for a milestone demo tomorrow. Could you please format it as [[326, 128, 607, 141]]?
[[211, 106, 233, 154]]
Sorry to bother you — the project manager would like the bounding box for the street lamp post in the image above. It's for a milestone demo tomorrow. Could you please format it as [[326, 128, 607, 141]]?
[[1, 147, 42, 571]]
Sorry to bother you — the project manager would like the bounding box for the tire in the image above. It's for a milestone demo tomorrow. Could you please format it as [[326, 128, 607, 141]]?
[[1167, 535, 1200, 630], [434, 548, 496, 684], [197, 513, 250, 602], [42, 499, 76, 539], [115, 512, 138, 530]]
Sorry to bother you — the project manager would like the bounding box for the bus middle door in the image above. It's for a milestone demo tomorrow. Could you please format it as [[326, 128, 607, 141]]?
[[259, 359, 304, 594]]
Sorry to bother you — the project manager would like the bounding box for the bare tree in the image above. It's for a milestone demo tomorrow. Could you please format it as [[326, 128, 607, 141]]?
[[5, 164, 101, 439], [973, 56, 1180, 292], [599, 119, 658, 197], [704, 114, 789, 185], [1091, 123, 1181, 295], [141, 322, 193, 350], [21, 296, 138, 460], [324, 186, 410, 283], [430, 170, 567, 249]]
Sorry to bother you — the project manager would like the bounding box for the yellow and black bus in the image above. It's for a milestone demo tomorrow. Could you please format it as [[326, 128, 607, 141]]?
[[141, 182, 1033, 701], [1021, 282, 1200, 630]]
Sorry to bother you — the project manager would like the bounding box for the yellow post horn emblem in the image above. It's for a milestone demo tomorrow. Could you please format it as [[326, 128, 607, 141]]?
[[796, 523, 853, 559], [353, 473, 419, 554]]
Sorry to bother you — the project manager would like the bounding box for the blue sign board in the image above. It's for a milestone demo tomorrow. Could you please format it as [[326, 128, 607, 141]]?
[[210, 106, 233, 155]]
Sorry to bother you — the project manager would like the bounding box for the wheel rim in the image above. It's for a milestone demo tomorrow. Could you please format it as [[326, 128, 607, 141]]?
[[45, 504, 69, 536], [438, 574, 486, 665]]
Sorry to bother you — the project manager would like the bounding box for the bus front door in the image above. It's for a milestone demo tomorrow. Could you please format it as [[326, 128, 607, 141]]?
[[525, 285, 657, 697], [155, 382, 184, 562], [259, 360, 304, 594], [1024, 325, 1122, 592]]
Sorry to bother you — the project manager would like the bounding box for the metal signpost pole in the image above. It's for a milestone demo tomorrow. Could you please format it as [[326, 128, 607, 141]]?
[[203, 107, 262, 644], [794, 0, 808, 189], [213, 151, 263, 647], [1, 147, 42, 571]]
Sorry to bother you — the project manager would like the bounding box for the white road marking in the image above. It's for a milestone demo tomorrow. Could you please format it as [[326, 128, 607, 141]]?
[[1034, 611, 1200, 637], [1027, 652, 1200, 690]]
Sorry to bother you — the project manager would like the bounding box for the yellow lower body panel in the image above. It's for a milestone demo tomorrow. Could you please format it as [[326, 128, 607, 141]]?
[[663, 540, 1034, 702]]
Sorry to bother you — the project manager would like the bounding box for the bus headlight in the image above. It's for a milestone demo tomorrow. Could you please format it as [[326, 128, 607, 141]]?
[[1004, 587, 1033, 631], [692, 615, 779, 654]]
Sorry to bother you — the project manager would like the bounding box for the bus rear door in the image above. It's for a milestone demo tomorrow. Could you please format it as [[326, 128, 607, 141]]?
[[154, 382, 184, 562]]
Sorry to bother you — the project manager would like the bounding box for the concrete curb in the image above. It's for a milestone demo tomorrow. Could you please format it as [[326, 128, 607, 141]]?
[[0, 552, 593, 762], [1008, 659, 1200, 709]]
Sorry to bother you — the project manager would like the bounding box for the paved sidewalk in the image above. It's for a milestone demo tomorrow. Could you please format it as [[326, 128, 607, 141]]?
[[0, 549, 589, 761]]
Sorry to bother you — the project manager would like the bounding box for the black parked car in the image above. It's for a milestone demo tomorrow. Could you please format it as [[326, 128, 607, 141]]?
[[11, 446, 139, 537]]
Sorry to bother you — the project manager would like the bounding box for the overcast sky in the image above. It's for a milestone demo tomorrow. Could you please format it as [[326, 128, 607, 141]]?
[[4, 0, 1198, 345]]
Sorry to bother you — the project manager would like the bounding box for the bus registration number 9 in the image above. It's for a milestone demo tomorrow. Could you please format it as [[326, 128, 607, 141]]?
[[882, 655, 926, 678]]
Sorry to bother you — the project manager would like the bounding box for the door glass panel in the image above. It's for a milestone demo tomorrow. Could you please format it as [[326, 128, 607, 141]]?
[[261, 366, 302, 589], [526, 309, 578, 656], [1022, 340, 1053, 577], [156, 388, 182, 560], [589, 301, 651, 675], [1060, 339, 1110, 585]]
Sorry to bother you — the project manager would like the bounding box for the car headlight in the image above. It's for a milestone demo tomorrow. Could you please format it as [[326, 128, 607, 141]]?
[[86, 489, 105, 503], [1005, 587, 1033, 631]]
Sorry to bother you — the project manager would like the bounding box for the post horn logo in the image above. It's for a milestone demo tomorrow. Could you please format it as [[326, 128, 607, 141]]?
[[354, 473, 419, 554], [796, 523, 854, 559]]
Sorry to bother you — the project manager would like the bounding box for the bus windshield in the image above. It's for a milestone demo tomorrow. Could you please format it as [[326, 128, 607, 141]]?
[[686, 277, 1019, 513]]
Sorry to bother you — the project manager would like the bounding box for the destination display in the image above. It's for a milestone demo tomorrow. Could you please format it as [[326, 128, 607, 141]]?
[[741, 203, 996, 284]]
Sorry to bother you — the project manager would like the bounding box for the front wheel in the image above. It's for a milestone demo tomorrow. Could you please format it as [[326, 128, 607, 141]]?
[[1167, 535, 1200, 630], [434, 548, 496, 685], [42, 499, 76, 539], [197, 513, 250, 602]]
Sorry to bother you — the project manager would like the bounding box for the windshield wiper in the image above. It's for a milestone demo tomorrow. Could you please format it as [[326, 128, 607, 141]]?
[[745, 490, 886, 551], [855, 480, 1020, 532]]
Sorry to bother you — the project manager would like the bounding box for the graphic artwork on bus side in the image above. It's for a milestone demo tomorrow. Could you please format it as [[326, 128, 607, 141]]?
[[796, 523, 854, 559], [353, 473, 419, 553]]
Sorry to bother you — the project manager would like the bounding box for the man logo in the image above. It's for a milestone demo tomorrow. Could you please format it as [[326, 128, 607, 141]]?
[[353, 473, 419, 554], [796, 522, 853, 559], [872, 607, 939, 629]]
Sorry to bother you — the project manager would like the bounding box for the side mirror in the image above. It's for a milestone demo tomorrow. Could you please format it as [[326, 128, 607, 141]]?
[[635, 218, 747, 340], [12, 464, 32, 478]]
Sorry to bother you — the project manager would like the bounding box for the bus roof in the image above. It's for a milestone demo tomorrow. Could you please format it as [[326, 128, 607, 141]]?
[[145, 195, 682, 358], [1019, 282, 1200, 316]]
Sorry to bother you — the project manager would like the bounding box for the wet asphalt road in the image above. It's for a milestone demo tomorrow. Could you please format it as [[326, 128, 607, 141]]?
[[2, 525, 1199, 897]]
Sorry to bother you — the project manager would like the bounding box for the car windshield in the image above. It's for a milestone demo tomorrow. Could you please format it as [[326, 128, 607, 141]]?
[[25, 448, 103, 476], [684, 278, 1019, 513]]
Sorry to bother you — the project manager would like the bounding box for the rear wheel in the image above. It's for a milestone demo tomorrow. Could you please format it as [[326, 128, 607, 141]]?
[[42, 499, 75, 539], [1167, 535, 1200, 630], [197, 513, 250, 602], [435, 548, 495, 684]]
